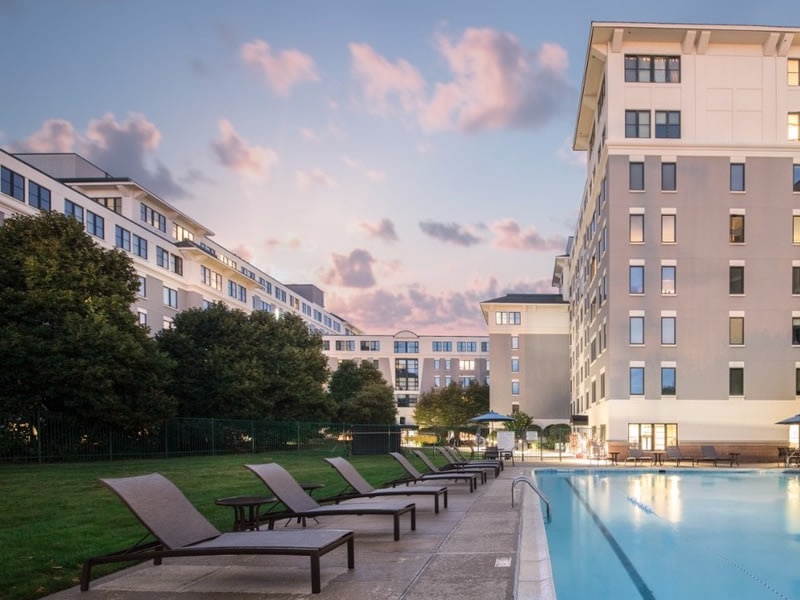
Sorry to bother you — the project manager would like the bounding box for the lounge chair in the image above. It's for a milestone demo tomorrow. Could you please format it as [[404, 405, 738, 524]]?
[[666, 445, 696, 467], [411, 449, 488, 483], [322, 457, 448, 513], [435, 447, 500, 477], [81, 473, 354, 594], [778, 447, 800, 467], [246, 463, 415, 541], [452, 446, 504, 471], [624, 448, 654, 466], [696, 446, 720, 467], [389, 452, 479, 492]]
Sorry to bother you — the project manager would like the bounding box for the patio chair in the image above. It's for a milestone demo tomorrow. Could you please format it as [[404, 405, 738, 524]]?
[[666, 445, 696, 467], [245, 463, 416, 541], [435, 447, 500, 477], [453, 446, 504, 471], [410, 449, 488, 483], [696, 446, 720, 467], [778, 447, 800, 467], [388, 452, 479, 492], [81, 473, 354, 594], [322, 457, 448, 513], [624, 448, 655, 466]]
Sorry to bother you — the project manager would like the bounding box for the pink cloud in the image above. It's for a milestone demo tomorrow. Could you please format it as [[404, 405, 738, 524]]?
[[211, 119, 278, 178], [240, 39, 319, 95], [231, 244, 254, 262], [359, 218, 397, 242], [490, 219, 566, 252], [265, 236, 302, 249], [348, 43, 425, 114], [299, 127, 320, 141], [8, 119, 75, 152], [296, 167, 336, 191], [321, 249, 376, 288], [419, 220, 482, 246]]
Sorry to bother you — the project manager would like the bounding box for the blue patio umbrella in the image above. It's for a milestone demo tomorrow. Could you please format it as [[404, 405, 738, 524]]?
[[469, 411, 514, 448], [776, 414, 800, 424]]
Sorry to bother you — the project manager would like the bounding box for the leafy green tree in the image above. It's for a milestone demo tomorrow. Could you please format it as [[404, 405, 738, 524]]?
[[328, 360, 389, 421], [0, 212, 175, 427], [413, 382, 490, 428], [339, 382, 397, 424], [504, 410, 534, 438]]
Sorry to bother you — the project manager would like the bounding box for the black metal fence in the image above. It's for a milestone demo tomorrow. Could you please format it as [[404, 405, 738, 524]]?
[[0, 414, 404, 463]]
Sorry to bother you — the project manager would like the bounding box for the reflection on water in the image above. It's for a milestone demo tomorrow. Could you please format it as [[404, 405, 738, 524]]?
[[787, 475, 799, 533], [581, 473, 684, 524]]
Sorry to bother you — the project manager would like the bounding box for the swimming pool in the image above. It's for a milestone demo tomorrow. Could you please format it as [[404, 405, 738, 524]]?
[[535, 469, 800, 599]]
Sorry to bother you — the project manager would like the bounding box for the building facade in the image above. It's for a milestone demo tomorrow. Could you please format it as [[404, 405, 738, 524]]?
[[479, 294, 570, 426], [323, 330, 489, 424], [560, 22, 800, 457], [0, 151, 357, 336]]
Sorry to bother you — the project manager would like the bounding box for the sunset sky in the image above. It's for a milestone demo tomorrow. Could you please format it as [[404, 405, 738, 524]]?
[[1, 0, 792, 333]]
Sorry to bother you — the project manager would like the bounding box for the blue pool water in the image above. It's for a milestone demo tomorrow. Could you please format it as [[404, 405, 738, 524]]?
[[535, 470, 800, 599]]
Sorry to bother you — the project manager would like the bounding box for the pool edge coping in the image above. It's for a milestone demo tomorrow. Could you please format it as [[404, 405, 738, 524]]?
[[514, 470, 557, 600]]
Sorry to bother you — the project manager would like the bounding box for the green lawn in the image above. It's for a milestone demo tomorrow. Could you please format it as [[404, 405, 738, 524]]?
[[0, 450, 445, 600]]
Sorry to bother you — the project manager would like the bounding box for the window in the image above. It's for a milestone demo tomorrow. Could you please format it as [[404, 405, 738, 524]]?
[[162, 318, 174, 331], [661, 214, 676, 243], [511, 358, 519, 372], [625, 55, 680, 83], [794, 165, 800, 192], [629, 265, 644, 294], [94, 197, 122, 213], [137, 275, 147, 297], [445, 375, 452, 386], [660, 367, 676, 396], [64, 200, 84, 224], [459, 359, 475, 371], [86, 211, 104, 238], [1, 166, 24, 201], [790, 113, 800, 141], [171, 254, 183, 276], [629, 162, 644, 191], [481, 341, 488, 352], [495, 311, 521, 325], [156, 247, 169, 268], [172, 223, 194, 242], [630, 317, 644, 345], [445, 359, 451, 370], [201, 266, 223, 291], [511, 336, 519, 349], [729, 317, 744, 345], [457, 341, 477, 352], [394, 341, 419, 353], [625, 110, 650, 138], [630, 367, 645, 395], [396, 395, 417, 408], [28, 182, 51, 211], [163, 286, 178, 309], [661, 317, 676, 345], [360, 340, 380, 351], [228, 280, 246, 303], [601, 372, 606, 398], [432, 341, 452, 352], [115, 225, 131, 251], [730, 163, 745, 192], [434, 359, 441, 370], [460, 376, 475, 388], [131, 234, 147, 259], [793, 318, 800, 346], [730, 266, 745, 294], [629, 214, 644, 243], [794, 267, 800, 294], [661, 266, 676, 295], [395, 358, 419, 390], [790, 59, 800, 86], [730, 215, 745, 243], [661, 162, 676, 191], [137, 310, 148, 326], [729, 367, 744, 396], [511, 381, 520, 395], [434, 375, 441, 387], [655, 111, 681, 138], [335, 340, 355, 351], [140, 203, 167, 232], [794, 216, 800, 244]]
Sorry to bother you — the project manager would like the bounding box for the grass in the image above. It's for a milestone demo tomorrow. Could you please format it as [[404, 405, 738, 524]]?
[[0, 449, 447, 600]]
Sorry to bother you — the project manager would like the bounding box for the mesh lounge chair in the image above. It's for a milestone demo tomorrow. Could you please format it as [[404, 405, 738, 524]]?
[[322, 457, 448, 513], [624, 448, 655, 466], [411, 449, 488, 483], [437, 447, 501, 477], [453, 446, 504, 471], [246, 463, 415, 541], [389, 452, 479, 492], [696, 446, 720, 467], [666, 445, 696, 467], [81, 473, 354, 594]]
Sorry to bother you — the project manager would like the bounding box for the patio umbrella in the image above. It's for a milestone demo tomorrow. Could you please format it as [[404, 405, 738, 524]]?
[[469, 411, 514, 448], [775, 414, 800, 424]]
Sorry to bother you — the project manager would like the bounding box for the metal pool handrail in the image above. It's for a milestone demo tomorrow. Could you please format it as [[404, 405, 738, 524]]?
[[512, 476, 551, 521]]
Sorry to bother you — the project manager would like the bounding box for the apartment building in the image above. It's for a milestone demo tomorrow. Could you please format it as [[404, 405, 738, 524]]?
[[0, 151, 357, 335], [479, 294, 570, 427], [323, 330, 489, 424], [559, 22, 800, 457]]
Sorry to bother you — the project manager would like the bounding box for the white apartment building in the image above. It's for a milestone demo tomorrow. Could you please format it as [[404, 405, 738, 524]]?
[[323, 331, 489, 425], [0, 151, 358, 336], [558, 22, 800, 458]]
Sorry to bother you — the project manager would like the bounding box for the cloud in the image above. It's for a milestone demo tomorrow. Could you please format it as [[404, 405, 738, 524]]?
[[556, 135, 587, 167], [231, 244, 254, 262], [299, 127, 320, 141], [296, 167, 336, 191], [321, 249, 376, 288], [416, 141, 432, 154], [342, 156, 360, 168], [190, 58, 211, 77], [419, 220, 482, 246], [490, 219, 566, 252], [359, 218, 398, 242], [211, 119, 278, 178], [181, 167, 218, 186], [365, 169, 385, 182], [265, 236, 302, 249], [8, 119, 75, 152], [349, 42, 425, 114], [240, 39, 319, 95]]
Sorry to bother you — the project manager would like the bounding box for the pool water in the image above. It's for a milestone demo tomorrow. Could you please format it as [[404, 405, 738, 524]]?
[[535, 470, 800, 599]]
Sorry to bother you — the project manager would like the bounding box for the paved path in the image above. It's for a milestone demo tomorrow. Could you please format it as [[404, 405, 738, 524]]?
[[46, 463, 527, 600]]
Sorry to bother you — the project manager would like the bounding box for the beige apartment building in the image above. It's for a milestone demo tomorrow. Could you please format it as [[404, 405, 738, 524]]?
[[559, 22, 800, 457], [0, 151, 358, 336], [323, 331, 489, 425]]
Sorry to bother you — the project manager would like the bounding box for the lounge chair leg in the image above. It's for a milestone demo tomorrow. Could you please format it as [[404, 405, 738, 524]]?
[[410, 506, 416, 531], [443, 490, 448, 508], [80, 560, 92, 591], [434, 495, 439, 514], [469, 479, 474, 493], [310, 554, 321, 594], [347, 536, 355, 569], [394, 514, 400, 541]]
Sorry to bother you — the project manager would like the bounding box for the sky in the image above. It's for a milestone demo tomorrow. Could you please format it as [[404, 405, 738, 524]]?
[[1, 0, 796, 334]]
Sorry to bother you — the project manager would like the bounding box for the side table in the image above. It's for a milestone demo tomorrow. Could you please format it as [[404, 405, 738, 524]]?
[[215, 495, 277, 532]]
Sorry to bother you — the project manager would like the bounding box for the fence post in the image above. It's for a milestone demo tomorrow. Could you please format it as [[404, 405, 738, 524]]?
[[109, 427, 112, 461], [296, 422, 300, 453], [251, 419, 255, 455], [164, 420, 169, 459], [558, 431, 562, 462], [211, 418, 216, 456], [36, 411, 42, 464]]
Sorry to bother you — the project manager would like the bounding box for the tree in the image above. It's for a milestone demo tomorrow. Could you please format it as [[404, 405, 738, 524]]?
[[504, 410, 534, 438], [0, 212, 175, 427], [328, 360, 396, 423], [413, 382, 490, 428]]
